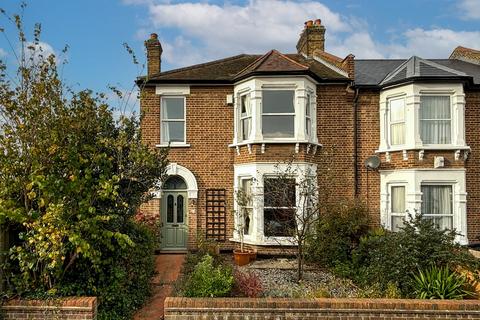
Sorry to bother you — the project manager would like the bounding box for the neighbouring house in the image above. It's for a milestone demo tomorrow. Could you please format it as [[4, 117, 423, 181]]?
[[137, 19, 480, 253]]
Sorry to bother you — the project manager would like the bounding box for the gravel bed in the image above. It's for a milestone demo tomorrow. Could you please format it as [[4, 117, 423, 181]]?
[[236, 258, 358, 298]]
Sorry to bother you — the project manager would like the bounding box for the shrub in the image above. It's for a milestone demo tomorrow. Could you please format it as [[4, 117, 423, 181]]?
[[351, 215, 480, 296], [412, 265, 474, 300], [184, 254, 234, 297], [235, 270, 263, 298], [306, 200, 370, 267], [59, 221, 156, 320]]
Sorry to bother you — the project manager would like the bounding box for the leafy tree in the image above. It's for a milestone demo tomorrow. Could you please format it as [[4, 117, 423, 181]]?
[[0, 4, 168, 298]]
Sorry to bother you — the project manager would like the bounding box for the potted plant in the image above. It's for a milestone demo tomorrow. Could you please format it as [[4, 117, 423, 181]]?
[[233, 183, 255, 266]]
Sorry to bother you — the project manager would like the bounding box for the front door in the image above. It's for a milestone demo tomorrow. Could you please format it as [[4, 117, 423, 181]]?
[[161, 191, 188, 250]]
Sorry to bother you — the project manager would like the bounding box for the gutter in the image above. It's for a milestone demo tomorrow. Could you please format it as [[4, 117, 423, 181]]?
[[353, 86, 360, 197]]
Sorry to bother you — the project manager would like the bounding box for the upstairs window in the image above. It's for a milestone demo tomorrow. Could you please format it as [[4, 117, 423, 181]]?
[[240, 94, 252, 141], [421, 185, 453, 230], [161, 97, 186, 144], [389, 97, 405, 146], [305, 93, 312, 137], [420, 96, 451, 144], [262, 90, 295, 138]]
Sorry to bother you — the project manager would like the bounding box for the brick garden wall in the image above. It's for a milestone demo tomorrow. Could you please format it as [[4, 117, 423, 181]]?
[[164, 297, 480, 320], [1, 297, 97, 320]]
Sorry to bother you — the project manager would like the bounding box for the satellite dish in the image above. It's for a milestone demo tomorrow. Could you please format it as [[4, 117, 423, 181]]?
[[365, 155, 381, 170]]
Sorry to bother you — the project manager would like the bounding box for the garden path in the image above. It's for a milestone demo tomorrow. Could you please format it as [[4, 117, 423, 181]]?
[[134, 253, 185, 320]]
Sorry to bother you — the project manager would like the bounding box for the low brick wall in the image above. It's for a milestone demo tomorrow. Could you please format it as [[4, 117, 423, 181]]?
[[2, 297, 97, 319], [164, 297, 480, 319]]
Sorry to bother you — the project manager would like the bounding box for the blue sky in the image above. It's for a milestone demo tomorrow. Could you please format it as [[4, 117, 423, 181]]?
[[0, 0, 479, 113]]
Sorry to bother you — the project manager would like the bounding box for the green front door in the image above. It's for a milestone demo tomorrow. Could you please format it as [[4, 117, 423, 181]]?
[[161, 191, 188, 250]]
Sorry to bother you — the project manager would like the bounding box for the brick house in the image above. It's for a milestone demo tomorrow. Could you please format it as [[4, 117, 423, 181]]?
[[138, 19, 480, 253]]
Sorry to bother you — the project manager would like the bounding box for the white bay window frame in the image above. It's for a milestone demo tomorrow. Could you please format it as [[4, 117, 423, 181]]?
[[378, 83, 467, 152], [380, 169, 467, 244], [233, 162, 317, 246], [232, 77, 318, 145]]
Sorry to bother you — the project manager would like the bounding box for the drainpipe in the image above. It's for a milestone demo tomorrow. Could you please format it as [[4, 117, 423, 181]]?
[[353, 86, 360, 197]]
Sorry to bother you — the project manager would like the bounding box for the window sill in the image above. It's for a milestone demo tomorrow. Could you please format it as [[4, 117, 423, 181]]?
[[376, 145, 470, 153], [229, 140, 322, 148], [155, 143, 191, 148]]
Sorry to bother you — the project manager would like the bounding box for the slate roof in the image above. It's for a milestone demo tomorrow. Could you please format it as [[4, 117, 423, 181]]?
[[355, 57, 480, 87], [139, 50, 349, 84]]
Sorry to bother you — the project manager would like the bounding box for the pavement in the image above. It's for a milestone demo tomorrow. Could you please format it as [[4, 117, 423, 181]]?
[[133, 254, 185, 320]]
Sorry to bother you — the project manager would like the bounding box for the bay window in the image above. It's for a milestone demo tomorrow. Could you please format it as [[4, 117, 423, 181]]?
[[161, 96, 186, 144], [239, 178, 253, 235], [419, 96, 451, 144], [421, 185, 453, 230], [262, 90, 295, 138]]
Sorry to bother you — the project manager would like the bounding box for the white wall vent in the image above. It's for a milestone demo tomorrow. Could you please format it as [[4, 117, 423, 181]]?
[[434, 156, 445, 168]]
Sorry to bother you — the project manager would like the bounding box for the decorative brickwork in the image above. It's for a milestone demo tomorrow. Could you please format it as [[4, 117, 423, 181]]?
[[2, 297, 97, 320], [164, 297, 480, 320]]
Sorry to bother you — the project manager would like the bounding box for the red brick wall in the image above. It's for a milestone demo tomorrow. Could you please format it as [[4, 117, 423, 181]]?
[[164, 297, 480, 319], [2, 297, 97, 320]]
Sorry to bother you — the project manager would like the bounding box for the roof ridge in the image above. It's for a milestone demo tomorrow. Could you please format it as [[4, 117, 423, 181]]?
[[234, 50, 274, 78], [157, 54, 257, 76]]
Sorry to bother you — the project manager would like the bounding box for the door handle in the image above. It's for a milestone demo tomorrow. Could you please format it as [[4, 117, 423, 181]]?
[[172, 224, 179, 227]]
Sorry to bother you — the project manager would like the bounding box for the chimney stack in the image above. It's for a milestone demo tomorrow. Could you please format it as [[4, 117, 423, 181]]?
[[145, 33, 163, 76], [296, 19, 326, 57]]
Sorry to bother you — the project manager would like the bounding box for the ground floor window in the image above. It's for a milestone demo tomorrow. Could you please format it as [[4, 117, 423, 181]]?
[[239, 178, 253, 235], [421, 185, 453, 230], [263, 177, 297, 237], [380, 169, 467, 244]]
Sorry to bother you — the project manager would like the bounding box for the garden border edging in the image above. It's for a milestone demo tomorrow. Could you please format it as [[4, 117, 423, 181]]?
[[164, 297, 480, 319]]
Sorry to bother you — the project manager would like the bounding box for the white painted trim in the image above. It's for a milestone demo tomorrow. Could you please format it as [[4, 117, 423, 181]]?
[[312, 55, 349, 78], [232, 77, 319, 146], [155, 144, 191, 148], [153, 163, 198, 199], [155, 85, 190, 95], [380, 168, 467, 245], [233, 162, 317, 246], [379, 83, 468, 153]]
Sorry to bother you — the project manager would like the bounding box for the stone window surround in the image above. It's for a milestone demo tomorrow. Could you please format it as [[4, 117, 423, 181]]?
[[231, 77, 319, 147], [380, 168, 467, 245], [232, 162, 317, 246], [377, 83, 468, 153]]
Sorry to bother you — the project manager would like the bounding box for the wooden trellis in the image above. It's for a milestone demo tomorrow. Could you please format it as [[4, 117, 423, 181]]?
[[205, 189, 227, 241]]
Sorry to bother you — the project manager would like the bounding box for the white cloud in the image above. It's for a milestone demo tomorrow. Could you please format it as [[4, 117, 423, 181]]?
[[0, 48, 6, 58], [25, 41, 56, 64], [126, 0, 480, 66], [458, 0, 480, 20]]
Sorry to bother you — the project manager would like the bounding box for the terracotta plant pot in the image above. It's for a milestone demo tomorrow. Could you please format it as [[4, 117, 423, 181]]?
[[233, 250, 251, 266], [249, 251, 257, 262]]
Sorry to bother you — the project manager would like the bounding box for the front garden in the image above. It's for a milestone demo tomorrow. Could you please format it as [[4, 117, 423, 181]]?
[[174, 203, 480, 300]]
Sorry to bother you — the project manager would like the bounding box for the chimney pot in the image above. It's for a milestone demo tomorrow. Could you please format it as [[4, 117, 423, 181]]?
[[305, 20, 313, 27], [314, 19, 321, 25], [150, 33, 158, 40]]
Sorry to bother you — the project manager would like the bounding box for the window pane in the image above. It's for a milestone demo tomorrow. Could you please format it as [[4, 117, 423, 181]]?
[[421, 185, 452, 215], [391, 186, 405, 213], [262, 115, 294, 138], [264, 208, 295, 236], [420, 120, 451, 144], [162, 97, 184, 119], [241, 118, 251, 140], [163, 175, 187, 190], [241, 94, 251, 115], [263, 90, 294, 113], [306, 95, 311, 116], [167, 195, 174, 223], [390, 98, 404, 122], [420, 96, 450, 119], [177, 195, 184, 223], [423, 216, 453, 230], [391, 123, 405, 145], [243, 208, 252, 235], [391, 216, 405, 232], [306, 118, 311, 136], [420, 96, 451, 144], [162, 122, 185, 142], [264, 178, 296, 207]]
